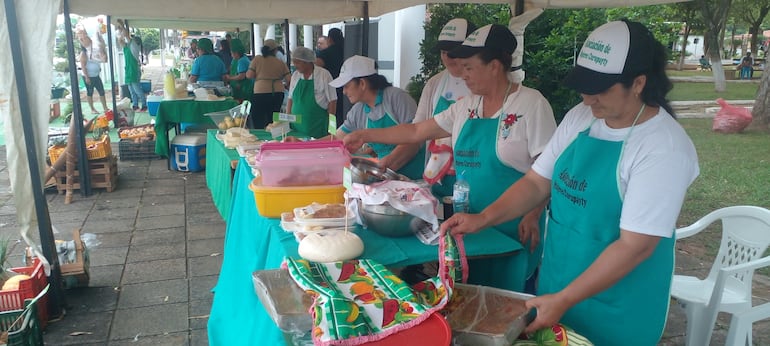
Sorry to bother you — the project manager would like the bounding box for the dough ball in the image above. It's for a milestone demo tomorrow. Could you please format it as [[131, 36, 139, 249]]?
[[298, 232, 364, 263]]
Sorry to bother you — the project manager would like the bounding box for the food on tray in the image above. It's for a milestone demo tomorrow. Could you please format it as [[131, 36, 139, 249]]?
[[217, 115, 245, 130], [298, 232, 363, 262], [443, 285, 529, 335], [297, 203, 347, 219], [276, 168, 337, 186], [118, 124, 155, 139]]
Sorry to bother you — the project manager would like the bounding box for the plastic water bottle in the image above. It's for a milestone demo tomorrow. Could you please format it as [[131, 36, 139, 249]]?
[[452, 174, 470, 214]]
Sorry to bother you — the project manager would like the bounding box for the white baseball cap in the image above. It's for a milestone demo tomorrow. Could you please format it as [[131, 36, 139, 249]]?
[[436, 18, 476, 51], [563, 20, 655, 95], [329, 55, 377, 88]]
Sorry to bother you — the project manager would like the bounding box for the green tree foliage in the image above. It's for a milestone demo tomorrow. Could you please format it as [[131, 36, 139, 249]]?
[[407, 4, 511, 101], [410, 5, 682, 121], [137, 28, 160, 56]]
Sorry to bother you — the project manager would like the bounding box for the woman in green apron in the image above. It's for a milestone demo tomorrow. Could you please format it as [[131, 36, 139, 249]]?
[[441, 20, 699, 345], [246, 39, 291, 129], [285, 47, 338, 139], [414, 18, 476, 198], [223, 39, 254, 102], [329, 55, 425, 180], [342, 25, 557, 292]]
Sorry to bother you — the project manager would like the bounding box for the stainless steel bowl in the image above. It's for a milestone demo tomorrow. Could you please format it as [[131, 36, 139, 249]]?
[[359, 202, 424, 237], [349, 157, 402, 184]]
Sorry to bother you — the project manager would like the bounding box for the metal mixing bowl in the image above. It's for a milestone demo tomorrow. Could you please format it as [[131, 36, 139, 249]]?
[[349, 157, 402, 184], [359, 202, 424, 237]]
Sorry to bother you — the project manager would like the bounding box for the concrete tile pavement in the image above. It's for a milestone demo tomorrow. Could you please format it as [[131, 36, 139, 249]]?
[[0, 148, 223, 345]]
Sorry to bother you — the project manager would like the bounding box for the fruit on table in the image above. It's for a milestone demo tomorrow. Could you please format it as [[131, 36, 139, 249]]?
[[2, 274, 31, 291]]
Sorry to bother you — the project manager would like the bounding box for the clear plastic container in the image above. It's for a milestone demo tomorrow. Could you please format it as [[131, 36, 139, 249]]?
[[252, 269, 313, 333], [254, 141, 350, 187]]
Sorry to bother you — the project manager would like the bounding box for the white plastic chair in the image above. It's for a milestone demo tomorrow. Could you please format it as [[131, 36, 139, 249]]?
[[671, 206, 770, 346]]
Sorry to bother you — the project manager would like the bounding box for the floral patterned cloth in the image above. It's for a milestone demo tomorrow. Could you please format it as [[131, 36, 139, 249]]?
[[286, 231, 466, 345]]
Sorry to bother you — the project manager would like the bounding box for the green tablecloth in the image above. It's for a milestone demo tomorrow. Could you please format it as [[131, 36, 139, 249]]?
[[205, 130, 308, 221], [154, 99, 238, 157], [207, 158, 522, 345]]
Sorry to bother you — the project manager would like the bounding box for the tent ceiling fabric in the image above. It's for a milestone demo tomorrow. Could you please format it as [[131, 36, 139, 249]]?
[[67, 0, 689, 30], [65, 0, 507, 28]]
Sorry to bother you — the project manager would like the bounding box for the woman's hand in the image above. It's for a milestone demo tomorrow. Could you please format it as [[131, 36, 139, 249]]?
[[519, 209, 541, 253], [440, 212, 488, 236], [523, 293, 571, 334], [342, 131, 366, 153]]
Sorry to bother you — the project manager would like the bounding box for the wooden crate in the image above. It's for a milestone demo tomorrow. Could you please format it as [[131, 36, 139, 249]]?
[[54, 155, 118, 193], [26, 229, 89, 289]]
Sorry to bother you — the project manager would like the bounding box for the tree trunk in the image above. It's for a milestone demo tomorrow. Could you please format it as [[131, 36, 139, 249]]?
[[750, 62, 770, 131], [707, 30, 727, 92], [678, 24, 691, 71]]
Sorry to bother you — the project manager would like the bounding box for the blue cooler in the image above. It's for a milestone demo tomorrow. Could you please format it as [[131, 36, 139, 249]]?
[[170, 133, 206, 172], [147, 95, 162, 116]]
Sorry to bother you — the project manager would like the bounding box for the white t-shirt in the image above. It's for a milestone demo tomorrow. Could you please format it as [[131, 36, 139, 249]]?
[[288, 66, 337, 109], [532, 103, 700, 238], [414, 70, 470, 123], [433, 85, 557, 173]]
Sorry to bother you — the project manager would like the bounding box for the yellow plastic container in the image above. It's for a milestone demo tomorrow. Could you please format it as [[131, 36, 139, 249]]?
[[249, 178, 345, 218]]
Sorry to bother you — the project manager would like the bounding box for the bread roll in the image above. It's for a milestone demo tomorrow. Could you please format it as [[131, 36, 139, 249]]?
[[298, 232, 363, 263]]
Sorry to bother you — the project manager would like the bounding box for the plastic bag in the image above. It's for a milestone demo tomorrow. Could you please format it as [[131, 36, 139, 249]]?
[[712, 98, 752, 133]]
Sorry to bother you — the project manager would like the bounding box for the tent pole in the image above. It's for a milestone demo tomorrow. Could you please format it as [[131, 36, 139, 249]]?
[[63, 0, 93, 196], [362, 2, 370, 56], [107, 16, 119, 128], [283, 19, 291, 66], [3, 0, 65, 319], [514, 0, 525, 15]]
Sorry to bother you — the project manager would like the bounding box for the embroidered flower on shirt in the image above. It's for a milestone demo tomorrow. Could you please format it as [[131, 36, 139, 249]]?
[[501, 113, 522, 140], [468, 108, 478, 119]]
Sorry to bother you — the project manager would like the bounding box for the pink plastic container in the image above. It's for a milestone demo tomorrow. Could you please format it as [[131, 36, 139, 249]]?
[[254, 141, 350, 187]]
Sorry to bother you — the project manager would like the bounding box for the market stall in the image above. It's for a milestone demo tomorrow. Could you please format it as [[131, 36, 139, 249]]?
[[153, 98, 238, 157], [207, 158, 523, 345]]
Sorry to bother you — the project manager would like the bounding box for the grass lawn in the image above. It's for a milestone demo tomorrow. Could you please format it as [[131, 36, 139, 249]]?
[[677, 118, 770, 274], [669, 80, 760, 101]]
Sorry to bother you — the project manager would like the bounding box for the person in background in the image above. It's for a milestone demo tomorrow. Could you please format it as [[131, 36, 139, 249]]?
[[115, 20, 146, 111], [344, 25, 556, 292], [414, 18, 476, 197], [286, 47, 337, 138], [316, 28, 345, 125], [76, 25, 109, 114], [187, 39, 199, 59], [316, 35, 328, 54], [223, 38, 253, 102], [246, 39, 291, 129], [219, 34, 232, 68], [740, 51, 754, 80], [331, 55, 424, 180], [441, 20, 699, 345], [276, 46, 287, 64], [698, 55, 712, 71], [189, 38, 228, 83]]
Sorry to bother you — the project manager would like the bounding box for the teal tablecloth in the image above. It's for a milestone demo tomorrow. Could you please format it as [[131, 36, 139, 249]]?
[[205, 130, 309, 221], [154, 99, 238, 157], [207, 158, 521, 345]]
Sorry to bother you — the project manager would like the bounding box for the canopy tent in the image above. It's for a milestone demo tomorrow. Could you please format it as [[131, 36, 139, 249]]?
[[1, 0, 689, 317]]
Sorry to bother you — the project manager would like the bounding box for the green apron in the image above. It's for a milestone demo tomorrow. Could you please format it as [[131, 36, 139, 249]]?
[[290, 77, 329, 139], [123, 45, 140, 83], [541, 118, 673, 345], [229, 59, 253, 101], [429, 74, 457, 198], [366, 108, 425, 180], [453, 113, 544, 292]]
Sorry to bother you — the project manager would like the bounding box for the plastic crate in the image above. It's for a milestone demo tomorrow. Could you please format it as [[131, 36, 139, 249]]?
[[0, 288, 46, 346], [118, 139, 160, 161], [0, 259, 49, 330], [48, 135, 112, 164], [118, 124, 155, 140]]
